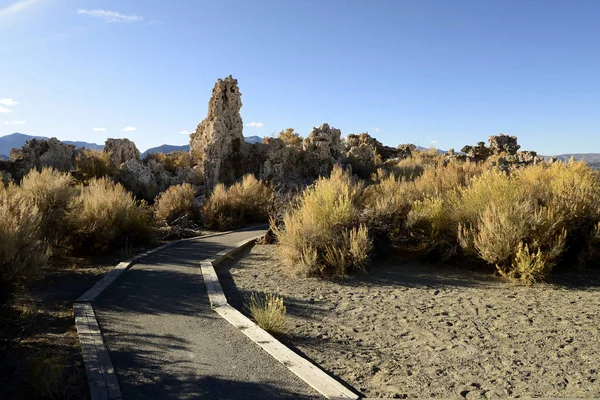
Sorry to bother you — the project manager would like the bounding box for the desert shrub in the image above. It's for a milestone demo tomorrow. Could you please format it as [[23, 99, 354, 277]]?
[[247, 291, 286, 335], [154, 183, 196, 223], [68, 177, 152, 252], [274, 166, 371, 277], [385, 148, 444, 180], [17, 168, 76, 248], [517, 160, 600, 266], [449, 165, 588, 283], [75, 149, 113, 180], [278, 128, 303, 147], [0, 184, 47, 299], [362, 161, 484, 256], [145, 151, 194, 174], [201, 174, 272, 230]]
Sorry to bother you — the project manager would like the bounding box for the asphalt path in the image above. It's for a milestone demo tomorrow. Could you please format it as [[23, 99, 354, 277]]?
[[95, 227, 321, 399]]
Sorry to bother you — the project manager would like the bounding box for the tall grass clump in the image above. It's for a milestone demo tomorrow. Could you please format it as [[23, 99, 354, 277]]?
[[201, 174, 272, 230], [68, 177, 152, 252], [0, 184, 47, 299], [17, 168, 76, 248], [247, 291, 286, 335], [274, 166, 372, 277], [154, 183, 196, 223]]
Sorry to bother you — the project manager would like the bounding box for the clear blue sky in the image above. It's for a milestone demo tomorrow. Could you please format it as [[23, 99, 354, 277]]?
[[1, 0, 598, 154]]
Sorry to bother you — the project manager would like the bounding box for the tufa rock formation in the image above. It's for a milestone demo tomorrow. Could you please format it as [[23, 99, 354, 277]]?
[[104, 138, 140, 167], [447, 134, 544, 170], [190, 75, 246, 190], [6, 138, 76, 181]]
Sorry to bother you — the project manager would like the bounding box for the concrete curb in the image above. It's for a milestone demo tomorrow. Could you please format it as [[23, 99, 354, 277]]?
[[201, 235, 361, 400], [72, 229, 244, 400]]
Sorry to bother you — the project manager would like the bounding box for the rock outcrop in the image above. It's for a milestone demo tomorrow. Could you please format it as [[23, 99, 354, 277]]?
[[447, 134, 544, 170], [104, 138, 140, 167], [190, 75, 246, 190], [6, 138, 76, 180]]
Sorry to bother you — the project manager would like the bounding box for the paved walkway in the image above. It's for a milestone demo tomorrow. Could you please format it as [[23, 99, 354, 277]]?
[[95, 227, 321, 399]]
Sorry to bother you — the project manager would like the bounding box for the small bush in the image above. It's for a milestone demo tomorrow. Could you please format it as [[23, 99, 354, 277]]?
[[274, 166, 371, 277], [75, 149, 113, 180], [247, 291, 286, 335], [68, 177, 153, 252], [0, 185, 47, 299], [278, 128, 303, 147], [145, 151, 194, 174], [201, 174, 272, 230], [154, 183, 196, 223], [17, 168, 76, 247]]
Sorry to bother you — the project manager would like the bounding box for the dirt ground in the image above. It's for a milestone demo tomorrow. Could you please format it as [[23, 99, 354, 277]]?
[[219, 245, 600, 399]]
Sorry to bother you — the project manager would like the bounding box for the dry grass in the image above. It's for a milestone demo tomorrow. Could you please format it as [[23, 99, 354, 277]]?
[[274, 165, 371, 277], [68, 177, 153, 252], [278, 128, 303, 147], [0, 184, 47, 298], [154, 183, 196, 223], [201, 174, 272, 230], [75, 149, 113, 181], [452, 161, 600, 283], [145, 151, 194, 174], [247, 291, 286, 335], [17, 168, 76, 248]]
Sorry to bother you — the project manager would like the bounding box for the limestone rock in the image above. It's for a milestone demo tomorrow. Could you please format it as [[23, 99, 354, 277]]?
[[488, 134, 520, 155], [303, 123, 343, 160], [104, 138, 140, 167], [190, 75, 245, 190], [8, 137, 75, 180], [118, 159, 159, 201], [397, 144, 417, 159], [461, 141, 492, 162]]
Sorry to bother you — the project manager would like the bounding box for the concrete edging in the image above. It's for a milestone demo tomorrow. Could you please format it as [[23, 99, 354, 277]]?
[[73, 230, 239, 400], [201, 235, 361, 400]]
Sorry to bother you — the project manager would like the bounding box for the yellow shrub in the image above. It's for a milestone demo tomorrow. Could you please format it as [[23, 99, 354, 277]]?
[[247, 291, 286, 335], [278, 128, 303, 147], [145, 151, 194, 173], [0, 184, 47, 296], [274, 166, 371, 277], [75, 149, 113, 180], [201, 174, 272, 230], [17, 168, 76, 247], [154, 183, 196, 223], [68, 177, 152, 251]]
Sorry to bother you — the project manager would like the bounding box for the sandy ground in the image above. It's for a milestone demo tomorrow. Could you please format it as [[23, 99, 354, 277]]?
[[219, 245, 600, 399]]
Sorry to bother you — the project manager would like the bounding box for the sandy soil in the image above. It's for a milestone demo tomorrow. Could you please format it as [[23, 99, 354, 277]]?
[[219, 245, 600, 399]]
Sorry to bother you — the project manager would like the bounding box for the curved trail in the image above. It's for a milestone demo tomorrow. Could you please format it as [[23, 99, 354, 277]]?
[[94, 227, 321, 399]]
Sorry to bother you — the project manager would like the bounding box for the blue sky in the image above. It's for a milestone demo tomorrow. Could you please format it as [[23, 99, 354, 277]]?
[[0, 0, 599, 154]]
